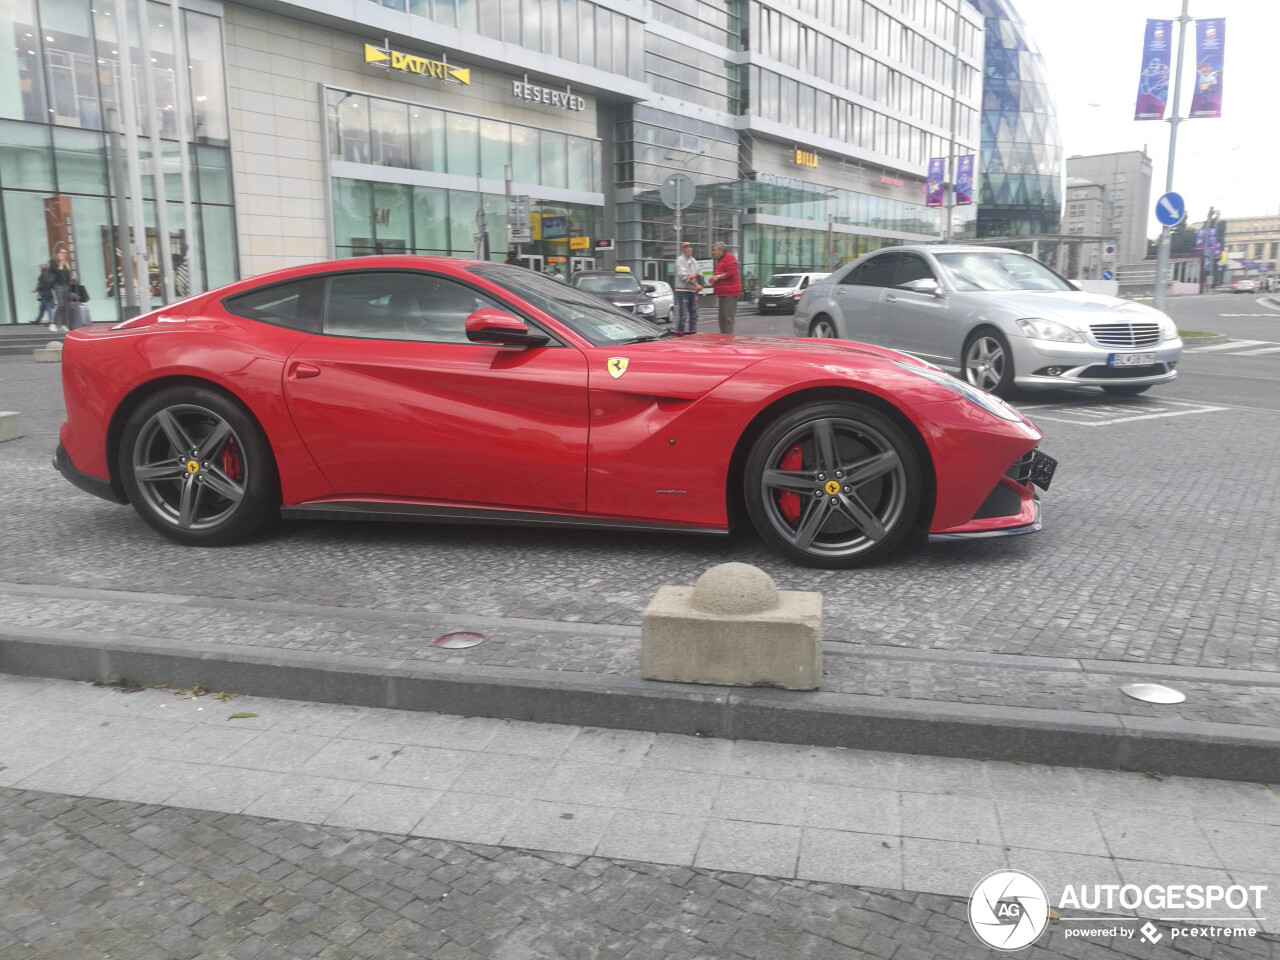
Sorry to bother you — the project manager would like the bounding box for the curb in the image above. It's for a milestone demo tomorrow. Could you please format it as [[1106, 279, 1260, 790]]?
[[3, 627, 1278, 784], [1182, 334, 1229, 347]]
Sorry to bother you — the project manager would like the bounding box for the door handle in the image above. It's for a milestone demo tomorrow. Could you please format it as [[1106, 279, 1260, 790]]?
[[289, 362, 321, 380], [885, 294, 898, 302]]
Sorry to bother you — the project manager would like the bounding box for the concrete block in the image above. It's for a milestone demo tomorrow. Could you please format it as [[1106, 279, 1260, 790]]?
[[0, 411, 20, 442], [33, 343, 62, 363], [641, 563, 822, 690]]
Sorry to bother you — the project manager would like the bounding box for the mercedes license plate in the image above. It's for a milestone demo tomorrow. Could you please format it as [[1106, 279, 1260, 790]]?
[[1109, 352, 1156, 367], [1029, 450, 1057, 491]]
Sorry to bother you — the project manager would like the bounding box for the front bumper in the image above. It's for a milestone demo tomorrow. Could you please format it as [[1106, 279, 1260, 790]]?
[[53, 442, 126, 504], [1009, 335, 1182, 389]]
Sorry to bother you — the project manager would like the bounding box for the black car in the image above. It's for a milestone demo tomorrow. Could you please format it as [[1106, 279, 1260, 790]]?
[[568, 271, 659, 320]]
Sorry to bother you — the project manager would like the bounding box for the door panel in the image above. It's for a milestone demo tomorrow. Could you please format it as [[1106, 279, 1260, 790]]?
[[281, 269, 589, 512], [880, 252, 953, 359]]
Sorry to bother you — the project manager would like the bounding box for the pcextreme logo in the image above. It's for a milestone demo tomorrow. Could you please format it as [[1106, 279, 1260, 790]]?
[[363, 42, 470, 85]]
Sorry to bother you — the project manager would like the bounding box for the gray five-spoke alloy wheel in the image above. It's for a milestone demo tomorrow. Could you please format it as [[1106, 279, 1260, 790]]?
[[745, 402, 922, 567], [120, 386, 278, 546], [131, 404, 247, 532], [963, 330, 1012, 396]]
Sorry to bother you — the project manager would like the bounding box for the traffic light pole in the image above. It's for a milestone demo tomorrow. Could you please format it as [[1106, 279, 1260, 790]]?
[[1154, 0, 1191, 313]]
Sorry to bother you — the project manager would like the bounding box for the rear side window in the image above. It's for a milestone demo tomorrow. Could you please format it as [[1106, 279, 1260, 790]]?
[[223, 278, 322, 332], [842, 253, 899, 287]]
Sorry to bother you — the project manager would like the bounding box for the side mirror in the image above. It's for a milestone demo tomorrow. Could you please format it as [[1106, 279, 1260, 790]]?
[[898, 277, 941, 296], [1067, 279, 1084, 291], [464, 308, 550, 347]]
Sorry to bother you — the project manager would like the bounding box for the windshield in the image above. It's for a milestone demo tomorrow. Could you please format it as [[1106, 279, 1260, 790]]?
[[471, 265, 662, 346], [766, 274, 801, 287], [934, 252, 1074, 292], [573, 274, 643, 295]]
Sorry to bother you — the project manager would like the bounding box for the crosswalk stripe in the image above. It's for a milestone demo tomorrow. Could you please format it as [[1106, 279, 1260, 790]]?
[[1232, 345, 1280, 356], [1187, 339, 1265, 351]]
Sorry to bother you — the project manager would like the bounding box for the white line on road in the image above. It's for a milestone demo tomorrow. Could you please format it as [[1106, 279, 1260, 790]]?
[[1232, 345, 1280, 356], [1186, 339, 1266, 351]]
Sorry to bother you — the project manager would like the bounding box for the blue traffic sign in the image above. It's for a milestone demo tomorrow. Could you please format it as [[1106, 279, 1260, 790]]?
[[1155, 192, 1185, 226], [1102, 270, 1114, 281]]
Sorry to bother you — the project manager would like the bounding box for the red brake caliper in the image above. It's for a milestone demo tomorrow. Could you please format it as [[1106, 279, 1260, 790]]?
[[778, 443, 803, 525], [220, 439, 242, 482]]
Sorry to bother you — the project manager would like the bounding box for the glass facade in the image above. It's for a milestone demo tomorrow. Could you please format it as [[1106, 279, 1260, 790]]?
[[331, 176, 603, 269], [966, 0, 1063, 236], [0, 1, 235, 324], [366, 0, 644, 82]]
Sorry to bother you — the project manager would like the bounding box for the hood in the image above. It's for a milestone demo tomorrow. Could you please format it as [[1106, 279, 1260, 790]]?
[[972, 290, 1170, 328]]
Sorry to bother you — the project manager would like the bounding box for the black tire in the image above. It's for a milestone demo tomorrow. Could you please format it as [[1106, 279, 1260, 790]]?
[[1102, 384, 1151, 396], [963, 328, 1015, 397], [119, 385, 279, 546], [808, 315, 839, 339], [744, 401, 922, 568]]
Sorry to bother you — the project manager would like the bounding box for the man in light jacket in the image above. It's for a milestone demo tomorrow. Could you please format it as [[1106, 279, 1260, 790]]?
[[673, 242, 700, 333], [710, 242, 741, 335]]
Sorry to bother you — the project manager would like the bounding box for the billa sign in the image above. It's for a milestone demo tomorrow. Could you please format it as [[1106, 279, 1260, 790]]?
[[364, 43, 470, 85]]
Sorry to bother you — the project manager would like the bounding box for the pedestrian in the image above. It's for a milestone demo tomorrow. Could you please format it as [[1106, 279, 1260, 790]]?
[[710, 242, 742, 335], [48, 249, 73, 333], [31, 261, 56, 325], [673, 241, 701, 333], [551, 267, 566, 282], [504, 251, 522, 267]]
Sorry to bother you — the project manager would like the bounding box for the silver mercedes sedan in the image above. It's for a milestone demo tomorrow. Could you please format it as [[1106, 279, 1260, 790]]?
[[793, 245, 1183, 397]]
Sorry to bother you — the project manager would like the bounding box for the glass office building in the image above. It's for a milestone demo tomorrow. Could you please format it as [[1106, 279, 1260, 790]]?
[[1, 0, 988, 321], [966, 0, 1062, 237], [0, 0, 237, 326]]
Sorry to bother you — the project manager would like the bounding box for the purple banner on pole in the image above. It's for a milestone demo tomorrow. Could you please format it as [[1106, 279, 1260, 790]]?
[[955, 155, 974, 206], [1195, 229, 1204, 249], [926, 157, 944, 208], [1190, 18, 1225, 118], [1134, 19, 1172, 120]]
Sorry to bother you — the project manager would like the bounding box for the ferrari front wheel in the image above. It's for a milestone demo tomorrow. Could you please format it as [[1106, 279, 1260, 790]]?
[[744, 401, 922, 567], [119, 386, 279, 546]]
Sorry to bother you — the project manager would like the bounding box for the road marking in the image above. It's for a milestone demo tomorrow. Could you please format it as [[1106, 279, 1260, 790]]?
[[1216, 313, 1279, 317], [1232, 345, 1280, 356], [1185, 339, 1265, 351], [1018, 398, 1226, 427]]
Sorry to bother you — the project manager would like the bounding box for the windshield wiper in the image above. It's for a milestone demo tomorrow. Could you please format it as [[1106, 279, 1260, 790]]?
[[615, 329, 687, 345]]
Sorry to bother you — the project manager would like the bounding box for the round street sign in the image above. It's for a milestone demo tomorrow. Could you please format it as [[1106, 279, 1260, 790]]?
[[660, 173, 696, 211], [1102, 270, 1114, 281], [1155, 192, 1185, 227]]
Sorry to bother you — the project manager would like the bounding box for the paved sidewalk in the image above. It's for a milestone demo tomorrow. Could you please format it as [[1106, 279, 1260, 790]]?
[[2, 674, 1278, 959]]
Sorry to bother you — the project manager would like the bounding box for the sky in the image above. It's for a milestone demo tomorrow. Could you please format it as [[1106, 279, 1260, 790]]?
[[1014, 0, 1280, 236]]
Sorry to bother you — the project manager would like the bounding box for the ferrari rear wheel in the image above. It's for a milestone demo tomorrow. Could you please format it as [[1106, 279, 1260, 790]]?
[[119, 386, 278, 546], [744, 401, 922, 567]]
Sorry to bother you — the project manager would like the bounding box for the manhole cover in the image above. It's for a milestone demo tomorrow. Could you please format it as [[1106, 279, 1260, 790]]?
[[434, 632, 485, 649], [1120, 683, 1186, 704]]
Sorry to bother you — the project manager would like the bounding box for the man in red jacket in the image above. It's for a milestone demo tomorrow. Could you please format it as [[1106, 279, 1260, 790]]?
[[710, 242, 742, 334]]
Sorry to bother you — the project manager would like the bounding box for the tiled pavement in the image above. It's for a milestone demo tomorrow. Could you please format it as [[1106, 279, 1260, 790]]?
[[2, 675, 1279, 958]]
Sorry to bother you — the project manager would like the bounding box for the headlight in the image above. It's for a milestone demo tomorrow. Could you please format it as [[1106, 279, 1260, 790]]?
[[636, 303, 654, 314], [1016, 317, 1084, 342], [893, 361, 1022, 422]]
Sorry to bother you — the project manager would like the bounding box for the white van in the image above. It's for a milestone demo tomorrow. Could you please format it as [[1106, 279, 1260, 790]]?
[[757, 272, 830, 314]]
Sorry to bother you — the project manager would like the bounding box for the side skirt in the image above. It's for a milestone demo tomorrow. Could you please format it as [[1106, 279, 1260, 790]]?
[[280, 500, 729, 537]]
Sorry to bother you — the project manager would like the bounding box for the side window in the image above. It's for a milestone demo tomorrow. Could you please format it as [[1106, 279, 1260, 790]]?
[[799, 276, 810, 290], [322, 271, 503, 343], [222, 278, 322, 332], [842, 254, 899, 287], [893, 253, 936, 287]]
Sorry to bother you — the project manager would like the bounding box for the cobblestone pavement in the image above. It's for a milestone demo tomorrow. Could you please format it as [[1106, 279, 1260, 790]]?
[[2, 357, 1278, 674], [2, 676, 1279, 959]]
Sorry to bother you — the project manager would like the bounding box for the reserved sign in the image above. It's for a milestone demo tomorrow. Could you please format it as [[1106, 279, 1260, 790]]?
[[512, 79, 586, 111]]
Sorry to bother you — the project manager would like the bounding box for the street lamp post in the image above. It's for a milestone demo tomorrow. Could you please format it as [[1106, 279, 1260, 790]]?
[[1154, 0, 1192, 313]]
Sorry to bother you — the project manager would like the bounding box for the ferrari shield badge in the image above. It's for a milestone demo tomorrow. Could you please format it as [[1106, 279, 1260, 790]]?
[[607, 357, 629, 379]]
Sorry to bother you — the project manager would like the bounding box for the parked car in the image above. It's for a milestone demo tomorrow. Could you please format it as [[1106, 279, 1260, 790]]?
[[1232, 277, 1259, 294], [794, 245, 1183, 398], [568, 270, 657, 319], [757, 272, 830, 314], [53, 256, 1055, 568], [641, 280, 674, 321]]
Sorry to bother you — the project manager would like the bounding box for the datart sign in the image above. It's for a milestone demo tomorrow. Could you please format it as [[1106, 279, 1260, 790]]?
[[512, 77, 586, 111], [364, 43, 470, 85]]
